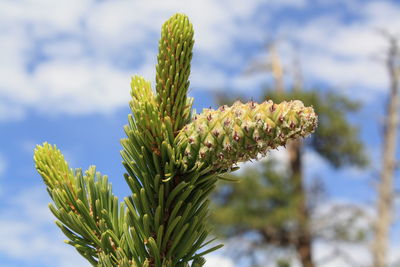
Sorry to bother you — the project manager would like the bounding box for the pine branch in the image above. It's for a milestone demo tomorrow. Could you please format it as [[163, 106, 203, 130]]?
[[34, 143, 125, 266], [33, 13, 318, 267]]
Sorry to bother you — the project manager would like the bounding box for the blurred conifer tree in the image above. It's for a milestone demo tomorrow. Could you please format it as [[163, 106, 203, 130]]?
[[211, 88, 368, 267]]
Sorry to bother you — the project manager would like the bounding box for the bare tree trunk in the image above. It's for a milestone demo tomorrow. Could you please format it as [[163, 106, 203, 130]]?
[[288, 140, 315, 267], [269, 43, 284, 93], [270, 45, 314, 267], [372, 35, 399, 267], [292, 52, 303, 92]]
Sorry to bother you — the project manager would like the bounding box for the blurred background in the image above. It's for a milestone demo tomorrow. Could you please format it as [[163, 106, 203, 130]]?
[[0, 0, 399, 266]]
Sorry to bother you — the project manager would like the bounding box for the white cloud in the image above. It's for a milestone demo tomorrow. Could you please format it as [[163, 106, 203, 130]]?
[[32, 60, 132, 115], [235, 145, 327, 178], [190, 63, 230, 90], [277, 1, 400, 96], [314, 241, 371, 267], [205, 255, 234, 267], [0, 187, 89, 267], [213, 238, 400, 267], [1, 0, 400, 120], [303, 149, 330, 177], [233, 146, 290, 177], [310, 198, 400, 266], [314, 240, 400, 267], [0, 0, 272, 120], [0, 0, 91, 35]]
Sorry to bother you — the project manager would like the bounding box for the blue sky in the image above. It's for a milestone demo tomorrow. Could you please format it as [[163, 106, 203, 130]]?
[[0, 0, 399, 266]]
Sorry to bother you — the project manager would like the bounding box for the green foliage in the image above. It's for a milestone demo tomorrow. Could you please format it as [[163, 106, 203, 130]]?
[[276, 259, 291, 267], [34, 143, 124, 266], [33, 14, 317, 267], [211, 159, 298, 245]]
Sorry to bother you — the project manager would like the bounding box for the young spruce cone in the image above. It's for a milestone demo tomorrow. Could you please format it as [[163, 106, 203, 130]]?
[[176, 100, 317, 172]]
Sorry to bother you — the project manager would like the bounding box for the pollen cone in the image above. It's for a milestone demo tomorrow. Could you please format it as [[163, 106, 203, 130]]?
[[176, 100, 317, 172]]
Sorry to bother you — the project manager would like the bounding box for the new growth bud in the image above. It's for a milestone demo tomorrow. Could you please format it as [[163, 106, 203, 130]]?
[[34, 142, 75, 191]]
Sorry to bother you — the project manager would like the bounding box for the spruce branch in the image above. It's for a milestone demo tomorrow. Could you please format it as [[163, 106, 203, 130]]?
[[33, 13, 317, 267]]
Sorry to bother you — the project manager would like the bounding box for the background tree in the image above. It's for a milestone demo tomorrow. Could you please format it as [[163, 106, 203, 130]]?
[[372, 31, 400, 267], [211, 44, 368, 267]]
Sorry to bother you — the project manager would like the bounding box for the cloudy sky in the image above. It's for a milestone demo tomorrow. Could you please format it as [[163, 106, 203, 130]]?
[[0, 0, 399, 266]]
